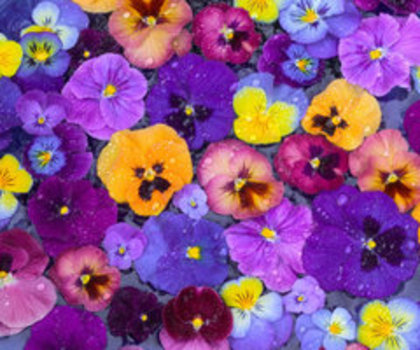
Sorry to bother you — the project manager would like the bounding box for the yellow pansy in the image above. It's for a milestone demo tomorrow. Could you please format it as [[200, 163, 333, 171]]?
[[0, 154, 33, 193], [221, 276, 263, 311], [235, 0, 285, 23], [0, 34, 23, 78], [233, 86, 298, 145]]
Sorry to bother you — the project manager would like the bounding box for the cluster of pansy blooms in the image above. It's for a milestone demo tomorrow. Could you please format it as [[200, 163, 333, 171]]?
[[3, 1, 420, 350]]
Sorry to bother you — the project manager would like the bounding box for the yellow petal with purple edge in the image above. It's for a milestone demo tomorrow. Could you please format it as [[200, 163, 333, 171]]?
[[0, 191, 18, 220]]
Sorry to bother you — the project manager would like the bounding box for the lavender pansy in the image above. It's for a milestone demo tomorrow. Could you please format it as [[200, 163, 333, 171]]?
[[173, 184, 209, 220]]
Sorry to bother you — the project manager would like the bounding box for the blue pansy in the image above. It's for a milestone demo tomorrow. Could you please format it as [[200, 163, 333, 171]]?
[[27, 135, 66, 175], [282, 44, 320, 84]]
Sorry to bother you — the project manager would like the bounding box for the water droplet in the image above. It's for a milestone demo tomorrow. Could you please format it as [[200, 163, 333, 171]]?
[[252, 79, 260, 86], [145, 57, 154, 66], [123, 12, 130, 18], [204, 158, 213, 165], [37, 283, 45, 291], [337, 194, 348, 206], [345, 246, 352, 254]]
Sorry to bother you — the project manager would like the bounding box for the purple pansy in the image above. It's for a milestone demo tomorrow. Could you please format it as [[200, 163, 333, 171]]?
[[404, 100, 420, 153], [173, 184, 209, 220], [258, 34, 325, 87], [27, 176, 118, 257], [24, 306, 107, 350], [0, 78, 22, 150], [146, 53, 237, 150], [283, 276, 326, 314], [302, 185, 419, 299], [224, 198, 313, 293], [103, 223, 147, 270], [134, 212, 228, 295], [16, 90, 71, 135], [62, 53, 147, 140], [339, 14, 420, 97]]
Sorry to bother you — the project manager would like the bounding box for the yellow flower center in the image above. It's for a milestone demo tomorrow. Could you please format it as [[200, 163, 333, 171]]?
[[37, 151, 52, 166], [33, 48, 50, 62], [296, 58, 310, 73], [37, 116, 46, 125], [140, 313, 148, 322], [234, 178, 247, 192], [376, 321, 394, 337], [260, 227, 276, 241], [301, 8, 318, 23], [331, 116, 342, 126], [386, 172, 399, 184], [0, 270, 8, 279], [59, 205, 70, 216], [192, 316, 204, 331], [221, 25, 235, 41], [297, 295, 305, 302], [369, 48, 383, 60], [103, 84, 117, 98], [184, 105, 194, 116], [190, 199, 197, 208], [366, 239, 377, 250], [83, 50, 91, 58], [310, 157, 321, 169], [186, 246, 201, 260], [144, 168, 156, 181], [118, 246, 126, 255], [329, 322, 342, 335], [80, 274, 91, 285], [145, 16, 157, 27]]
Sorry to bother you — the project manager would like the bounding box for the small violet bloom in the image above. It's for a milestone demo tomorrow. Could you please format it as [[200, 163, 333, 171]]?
[[102, 223, 147, 270], [280, 0, 361, 59], [296, 307, 356, 350], [21, 0, 89, 50], [173, 184, 209, 220], [258, 34, 325, 87], [16, 90, 71, 135], [193, 3, 261, 64], [283, 276, 326, 314], [62, 53, 147, 140]]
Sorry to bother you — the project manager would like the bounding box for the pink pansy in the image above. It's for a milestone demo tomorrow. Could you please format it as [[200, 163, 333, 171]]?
[[160, 329, 229, 350], [0, 229, 56, 337]]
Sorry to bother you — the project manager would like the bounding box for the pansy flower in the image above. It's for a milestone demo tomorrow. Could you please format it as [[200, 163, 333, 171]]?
[[16, 90, 71, 135], [160, 286, 233, 350], [107, 286, 163, 343], [102, 223, 147, 270], [71, 0, 116, 13], [27, 176, 118, 257], [173, 184, 209, 220], [275, 134, 348, 195], [354, 0, 420, 14], [0, 154, 32, 229], [283, 276, 326, 314], [279, 0, 361, 58], [301, 79, 381, 151], [0, 78, 22, 151], [135, 212, 228, 295], [302, 185, 419, 298], [198, 139, 284, 220], [0, 33, 22, 78], [404, 100, 420, 154], [233, 73, 308, 145], [17, 32, 70, 78], [357, 298, 420, 350], [0, 229, 56, 337], [21, 0, 89, 50], [62, 53, 147, 140], [339, 14, 420, 97], [50, 245, 121, 312], [97, 125, 193, 217], [0, 0, 36, 41], [296, 307, 356, 349], [234, 0, 286, 23], [221, 277, 293, 349], [258, 34, 325, 87], [146, 54, 237, 149], [24, 306, 107, 350], [109, 0, 192, 69], [224, 198, 312, 292], [23, 123, 92, 180], [193, 3, 261, 64]]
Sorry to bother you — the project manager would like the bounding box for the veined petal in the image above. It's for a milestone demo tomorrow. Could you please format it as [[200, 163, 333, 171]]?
[[221, 277, 263, 310], [32, 1, 60, 27], [231, 309, 252, 338], [312, 309, 332, 331], [388, 298, 420, 334], [0, 191, 18, 220], [252, 292, 283, 322], [54, 25, 79, 50]]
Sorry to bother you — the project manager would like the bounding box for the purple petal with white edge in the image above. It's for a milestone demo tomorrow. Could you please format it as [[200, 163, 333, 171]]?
[[326, 1, 361, 38], [305, 34, 338, 59], [32, 1, 60, 27], [54, 24, 79, 50]]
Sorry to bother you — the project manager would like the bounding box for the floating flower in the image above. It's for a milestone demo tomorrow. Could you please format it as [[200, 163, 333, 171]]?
[[350, 129, 420, 212], [160, 286, 233, 350], [296, 307, 356, 349], [27, 176, 117, 257], [146, 54, 237, 149], [0, 78, 22, 151], [173, 184, 209, 220], [301, 79, 381, 151], [193, 3, 261, 64], [62, 53, 147, 140], [357, 298, 420, 350], [24, 305, 107, 350], [339, 14, 420, 97], [50, 245, 120, 312], [233, 73, 308, 145], [198, 139, 284, 220], [97, 125, 193, 217], [108, 0, 192, 69], [135, 212, 228, 295], [234, 0, 286, 23], [21, 0, 89, 50], [15, 90, 71, 135], [102, 223, 147, 270], [354, 0, 420, 14], [283, 276, 326, 314], [107, 286, 163, 343], [404, 100, 420, 154], [17, 32, 70, 78], [71, 0, 116, 13], [0, 229, 56, 337], [279, 0, 361, 59], [0, 33, 22, 78], [302, 185, 419, 298], [275, 134, 348, 195], [224, 198, 312, 292], [0, 154, 32, 229], [258, 34, 325, 87], [221, 277, 293, 349]]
